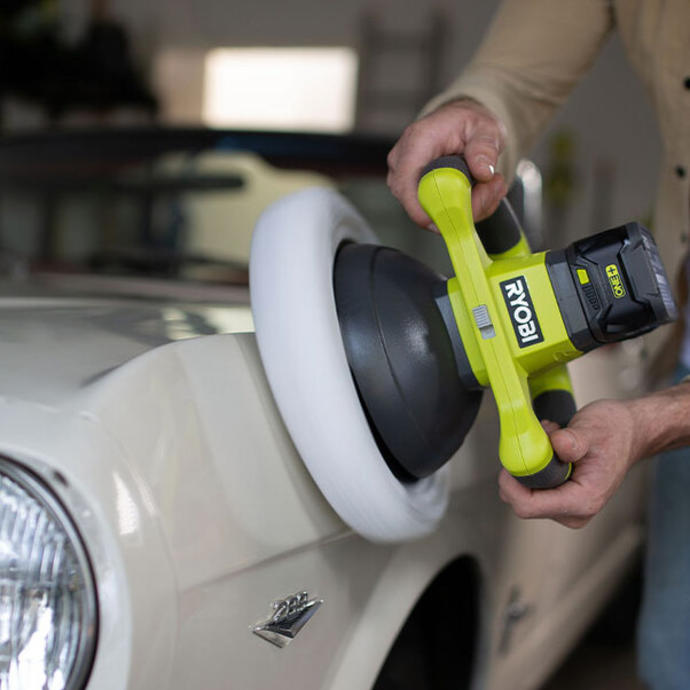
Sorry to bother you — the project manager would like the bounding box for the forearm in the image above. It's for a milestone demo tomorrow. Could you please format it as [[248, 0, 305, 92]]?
[[629, 381, 690, 459]]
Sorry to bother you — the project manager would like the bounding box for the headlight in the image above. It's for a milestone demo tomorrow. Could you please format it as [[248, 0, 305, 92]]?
[[0, 458, 97, 689]]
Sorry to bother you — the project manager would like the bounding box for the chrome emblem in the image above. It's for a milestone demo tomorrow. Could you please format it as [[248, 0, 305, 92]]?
[[253, 591, 323, 648]]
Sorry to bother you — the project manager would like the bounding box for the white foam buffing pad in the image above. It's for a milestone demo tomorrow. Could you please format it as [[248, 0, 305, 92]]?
[[250, 187, 449, 542]]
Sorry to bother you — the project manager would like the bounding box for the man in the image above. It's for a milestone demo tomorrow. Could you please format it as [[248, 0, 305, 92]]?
[[386, 1, 690, 687]]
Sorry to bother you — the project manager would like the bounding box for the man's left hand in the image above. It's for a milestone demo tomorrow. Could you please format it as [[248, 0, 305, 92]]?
[[498, 399, 645, 528]]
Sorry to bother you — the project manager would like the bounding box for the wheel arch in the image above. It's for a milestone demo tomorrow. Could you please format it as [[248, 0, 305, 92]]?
[[372, 554, 482, 690]]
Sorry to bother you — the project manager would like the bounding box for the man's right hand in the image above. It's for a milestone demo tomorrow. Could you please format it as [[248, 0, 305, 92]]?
[[387, 98, 508, 229]]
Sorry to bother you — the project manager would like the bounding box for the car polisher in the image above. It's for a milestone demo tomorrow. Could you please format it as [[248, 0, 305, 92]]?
[[250, 155, 676, 541], [335, 155, 677, 488]]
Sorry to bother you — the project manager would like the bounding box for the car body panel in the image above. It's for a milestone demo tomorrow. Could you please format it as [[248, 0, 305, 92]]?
[[0, 129, 652, 688], [0, 282, 648, 689]]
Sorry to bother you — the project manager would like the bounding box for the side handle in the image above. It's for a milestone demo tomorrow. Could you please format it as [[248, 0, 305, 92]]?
[[421, 154, 529, 258], [517, 367, 576, 489]]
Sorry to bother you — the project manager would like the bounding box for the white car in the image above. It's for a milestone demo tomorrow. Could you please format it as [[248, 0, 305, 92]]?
[[0, 130, 649, 690]]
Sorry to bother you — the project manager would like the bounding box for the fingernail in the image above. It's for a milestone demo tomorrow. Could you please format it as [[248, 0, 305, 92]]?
[[477, 156, 495, 176], [427, 223, 440, 234]]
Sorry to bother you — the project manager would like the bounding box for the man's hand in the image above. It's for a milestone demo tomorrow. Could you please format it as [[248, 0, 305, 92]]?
[[498, 399, 645, 529], [387, 98, 508, 228]]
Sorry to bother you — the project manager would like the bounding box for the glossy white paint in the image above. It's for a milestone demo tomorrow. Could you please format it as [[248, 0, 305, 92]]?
[[82, 333, 347, 588], [0, 275, 648, 689], [0, 294, 250, 404]]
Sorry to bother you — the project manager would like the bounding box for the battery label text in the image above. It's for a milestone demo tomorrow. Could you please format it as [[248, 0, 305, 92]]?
[[605, 264, 626, 299]]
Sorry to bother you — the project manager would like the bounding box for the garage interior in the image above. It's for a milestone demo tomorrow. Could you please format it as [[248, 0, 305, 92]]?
[[0, 1, 670, 689]]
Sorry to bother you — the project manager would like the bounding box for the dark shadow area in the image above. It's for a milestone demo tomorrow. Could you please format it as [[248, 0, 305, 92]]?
[[373, 556, 479, 690]]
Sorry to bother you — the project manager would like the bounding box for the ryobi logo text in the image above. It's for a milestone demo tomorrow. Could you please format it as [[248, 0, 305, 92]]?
[[500, 276, 544, 348], [605, 264, 626, 299]]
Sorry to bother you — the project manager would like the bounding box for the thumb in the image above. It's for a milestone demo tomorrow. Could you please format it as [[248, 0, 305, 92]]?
[[549, 427, 589, 464], [464, 126, 502, 182]]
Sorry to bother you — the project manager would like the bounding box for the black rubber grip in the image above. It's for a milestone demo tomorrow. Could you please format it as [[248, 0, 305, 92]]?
[[475, 198, 524, 256], [421, 156, 525, 256], [516, 388, 576, 489], [420, 155, 474, 184], [516, 454, 571, 489], [532, 389, 577, 428]]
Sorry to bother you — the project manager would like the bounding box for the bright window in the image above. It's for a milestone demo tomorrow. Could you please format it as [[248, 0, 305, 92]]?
[[202, 47, 358, 132]]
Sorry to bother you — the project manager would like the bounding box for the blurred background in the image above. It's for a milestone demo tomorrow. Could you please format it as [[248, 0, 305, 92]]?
[[0, 0, 659, 283], [0, 2, 657, 687]]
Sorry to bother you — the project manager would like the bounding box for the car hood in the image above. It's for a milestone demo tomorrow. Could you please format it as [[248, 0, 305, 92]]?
[[0, 281, 252, 407]]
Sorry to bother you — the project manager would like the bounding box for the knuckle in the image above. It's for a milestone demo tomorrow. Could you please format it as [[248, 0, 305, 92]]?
[[402, 121, 421, 140], [469, 132, 500, 151], [386, 149, 396, 168]]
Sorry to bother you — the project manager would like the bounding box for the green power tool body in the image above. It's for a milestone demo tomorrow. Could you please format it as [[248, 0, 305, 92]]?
[[334, 155, 677, 489]]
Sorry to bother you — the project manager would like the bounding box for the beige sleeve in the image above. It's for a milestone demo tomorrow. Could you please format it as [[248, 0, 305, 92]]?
[[421, 0, 614, 180]]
